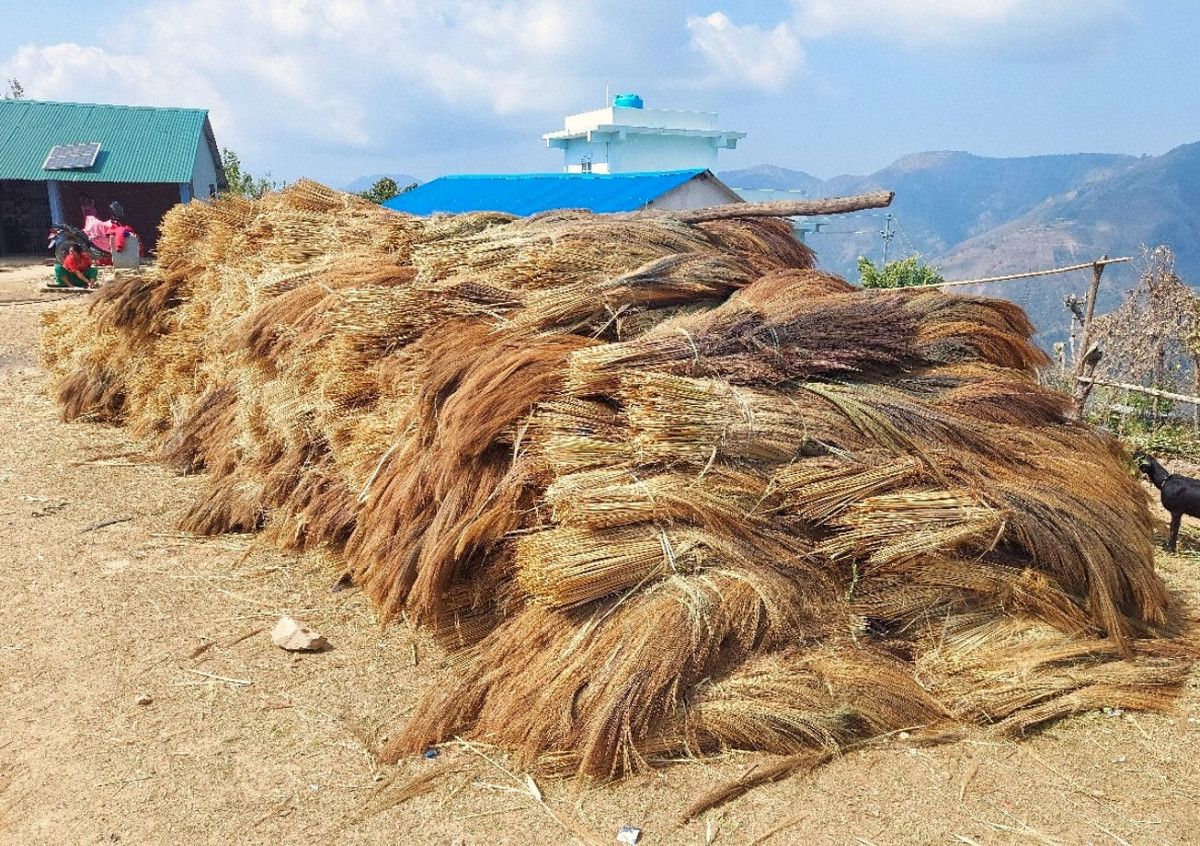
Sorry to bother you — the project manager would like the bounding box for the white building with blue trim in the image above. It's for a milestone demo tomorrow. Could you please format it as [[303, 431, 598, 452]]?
[[384, 95, 747, 218], [542, 94, 746, 175]]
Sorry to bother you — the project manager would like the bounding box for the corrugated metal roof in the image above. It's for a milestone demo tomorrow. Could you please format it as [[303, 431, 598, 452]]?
[[381, 170, 710, 216], [0, 99, 215, 183]]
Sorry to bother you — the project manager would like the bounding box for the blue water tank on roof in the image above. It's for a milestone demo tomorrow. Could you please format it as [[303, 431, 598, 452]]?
[[613, 93, 643, 109]]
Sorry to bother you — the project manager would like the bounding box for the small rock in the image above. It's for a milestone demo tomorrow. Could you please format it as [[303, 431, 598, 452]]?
[[271, 616, 328, 652], [134, 693, 153, 706], [617, 826, 643, 845]]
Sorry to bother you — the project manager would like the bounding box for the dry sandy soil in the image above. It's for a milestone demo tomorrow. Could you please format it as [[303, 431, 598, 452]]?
[[2, 255, 1199, 846]]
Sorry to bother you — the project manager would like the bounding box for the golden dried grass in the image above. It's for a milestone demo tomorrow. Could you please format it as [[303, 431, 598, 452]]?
[[41, 180, 1198, 782]]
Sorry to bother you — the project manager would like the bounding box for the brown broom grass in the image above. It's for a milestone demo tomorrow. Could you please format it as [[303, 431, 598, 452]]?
[[904, 291, 1040, 337], [40, 179, 1198, 784], [729, 267, 855, 305], [917, 320, 1051, 370], [619, 373, 827, 465], [696, 217, 817, 276], [566, 291, 928, 394], [935, 379, 1074, 425], [543, 465, 770, 533], [670, 643, 952, 757], [914, 615, 1195, 732], [390, 566, 833, 777], [768, 455, 928, 524], [816, 489, 1002, 570]]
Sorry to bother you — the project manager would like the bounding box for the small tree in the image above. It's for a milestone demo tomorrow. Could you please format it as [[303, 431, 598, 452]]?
[[357, 177, 400, 204], [3, 78, 24, 100], [858, 255, 946, 289], [357, 177, 419, 204], [219, 147, 278, 198]]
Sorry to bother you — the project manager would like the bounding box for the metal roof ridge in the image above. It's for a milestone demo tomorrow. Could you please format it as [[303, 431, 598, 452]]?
[[9, 99, 209, 115]]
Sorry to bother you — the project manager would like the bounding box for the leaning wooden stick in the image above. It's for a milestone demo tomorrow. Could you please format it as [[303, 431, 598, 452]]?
[[1077, 377, 1200, 406], [631, 190, 895, 222]]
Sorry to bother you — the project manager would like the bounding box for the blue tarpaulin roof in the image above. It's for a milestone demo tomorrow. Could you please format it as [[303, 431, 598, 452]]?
[[381, 170, 711, 216]]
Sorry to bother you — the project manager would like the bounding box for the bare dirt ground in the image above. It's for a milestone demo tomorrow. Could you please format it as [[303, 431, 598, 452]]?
[[2, 255, 1199, 846]]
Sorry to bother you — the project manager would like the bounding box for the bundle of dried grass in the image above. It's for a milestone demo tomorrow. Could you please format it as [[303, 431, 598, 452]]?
[[42, 181, 1197, 784]]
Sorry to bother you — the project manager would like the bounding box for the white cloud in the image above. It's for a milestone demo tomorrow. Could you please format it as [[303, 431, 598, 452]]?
[[2, 2, 597, 159], [0, 1, 778, 180], [686, 12, 803, 91], [789, 0, 1132, 48], [5, 43, 225, 112]]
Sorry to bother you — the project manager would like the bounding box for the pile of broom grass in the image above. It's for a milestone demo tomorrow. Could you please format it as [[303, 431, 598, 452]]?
[[42, 180, 1197, 779]]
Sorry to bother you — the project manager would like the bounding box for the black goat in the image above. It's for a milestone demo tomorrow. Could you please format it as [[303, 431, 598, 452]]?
[[1134, 451, 1200, 552]]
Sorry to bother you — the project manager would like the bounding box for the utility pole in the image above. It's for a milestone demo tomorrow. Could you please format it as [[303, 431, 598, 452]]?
[[881, 214, 895, 264]]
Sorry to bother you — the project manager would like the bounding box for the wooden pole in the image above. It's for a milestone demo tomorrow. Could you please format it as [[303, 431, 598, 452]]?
[[1077, 377, 1200, 407], [1193, 358, 1200, 431], [637, 190, 895, 223], [906, 256, 1131, 290], [1068, 257, 1108, 420]]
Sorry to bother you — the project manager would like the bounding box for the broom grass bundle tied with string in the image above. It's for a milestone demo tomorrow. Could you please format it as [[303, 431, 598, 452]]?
[[41, 180, 1199, 784]]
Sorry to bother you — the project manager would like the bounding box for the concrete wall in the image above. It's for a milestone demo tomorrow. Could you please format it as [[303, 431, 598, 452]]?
[[647, 174, 742, 211], [610, 135, 721, 173], [563, 134, 721, 174], [190, 139, 221, 200], [550, 103, 742, 174]]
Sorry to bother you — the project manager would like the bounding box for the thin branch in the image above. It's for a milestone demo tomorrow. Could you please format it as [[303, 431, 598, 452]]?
[[81, 515, 134, 532]]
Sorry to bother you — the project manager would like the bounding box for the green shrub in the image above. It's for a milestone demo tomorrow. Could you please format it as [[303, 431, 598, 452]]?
[[858, 256, 946, 289]]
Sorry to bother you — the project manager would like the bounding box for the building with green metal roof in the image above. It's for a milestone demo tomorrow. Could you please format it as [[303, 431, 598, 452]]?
[[0, 99, 226, 254]]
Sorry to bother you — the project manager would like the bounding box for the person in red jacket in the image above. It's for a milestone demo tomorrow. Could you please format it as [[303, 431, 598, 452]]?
[[53, 244, 98, 289]]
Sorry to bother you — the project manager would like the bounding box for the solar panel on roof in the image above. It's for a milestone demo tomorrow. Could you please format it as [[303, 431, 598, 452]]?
[[43, 142, 101, 171]]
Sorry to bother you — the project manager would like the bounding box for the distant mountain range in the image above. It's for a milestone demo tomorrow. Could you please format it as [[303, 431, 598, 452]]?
[[719, 144, 1200, 345]]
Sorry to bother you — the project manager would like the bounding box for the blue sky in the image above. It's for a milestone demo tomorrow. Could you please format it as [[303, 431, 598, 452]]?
[[3, 1, 1199, 187]]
